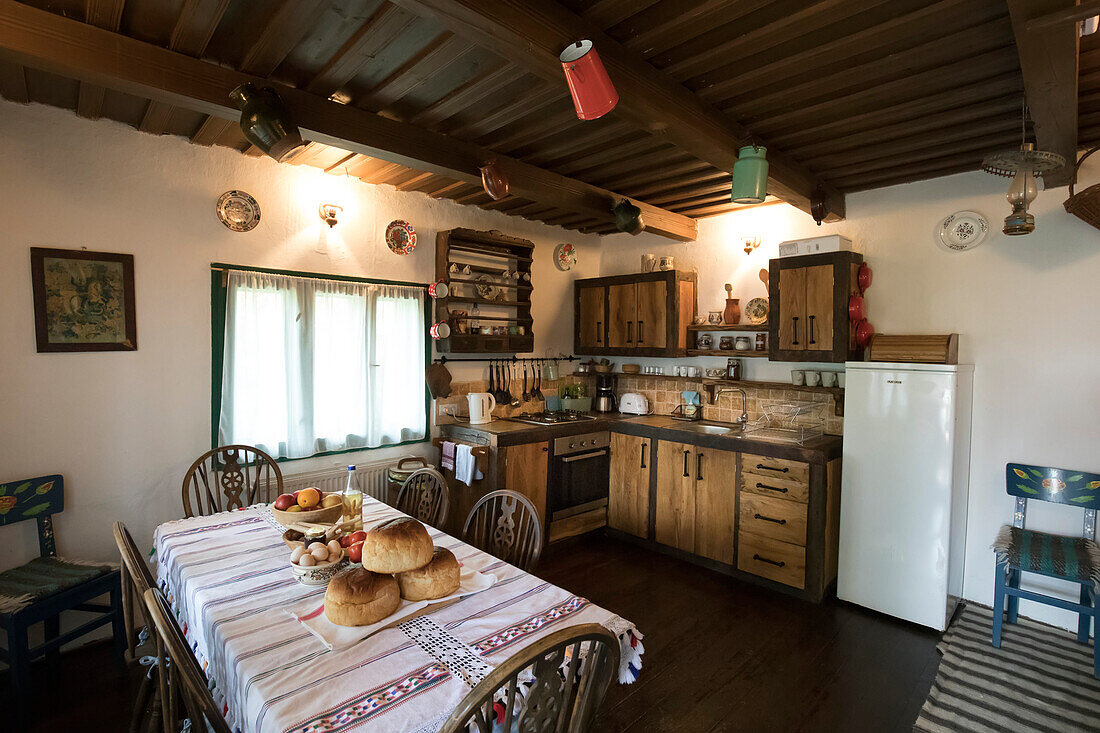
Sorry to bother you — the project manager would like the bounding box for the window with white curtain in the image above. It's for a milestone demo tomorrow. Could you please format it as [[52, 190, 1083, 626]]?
[[216, 269, 427, 460]]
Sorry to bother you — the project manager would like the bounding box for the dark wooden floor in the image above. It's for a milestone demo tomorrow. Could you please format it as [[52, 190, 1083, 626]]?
[[9, 533, 941, 732]]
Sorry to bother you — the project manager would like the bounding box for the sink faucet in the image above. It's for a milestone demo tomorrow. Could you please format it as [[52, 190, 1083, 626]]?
[[708, 386, 749, 425]]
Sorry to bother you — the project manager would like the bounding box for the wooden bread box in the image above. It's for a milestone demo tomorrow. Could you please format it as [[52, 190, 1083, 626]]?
[[868, 334, 958, 364]]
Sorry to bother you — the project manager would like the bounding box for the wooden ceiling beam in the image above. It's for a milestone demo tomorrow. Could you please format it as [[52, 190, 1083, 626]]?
[[0, 0, 695, 241], [76, 0, 124, 120], [1026, 0, 1100, 31], [1007, 0, 1079, 187], [0, 59, 28, 102], [388, 0, 845, 221]]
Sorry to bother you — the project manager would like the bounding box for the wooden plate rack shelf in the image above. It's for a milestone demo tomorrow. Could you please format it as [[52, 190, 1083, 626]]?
[[435, 228, 535, 354]]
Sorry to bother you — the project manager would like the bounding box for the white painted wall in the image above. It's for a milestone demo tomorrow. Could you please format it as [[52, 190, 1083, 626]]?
[[0, 100, 599, 580], [602, 160, 1100, 631]]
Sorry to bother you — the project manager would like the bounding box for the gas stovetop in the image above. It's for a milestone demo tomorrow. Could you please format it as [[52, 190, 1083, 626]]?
[[506, 410, 597, 425]]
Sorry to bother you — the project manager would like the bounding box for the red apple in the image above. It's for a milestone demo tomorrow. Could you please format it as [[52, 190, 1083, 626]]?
[[273, 494, 296, 511], [347, 541, 364, 564]]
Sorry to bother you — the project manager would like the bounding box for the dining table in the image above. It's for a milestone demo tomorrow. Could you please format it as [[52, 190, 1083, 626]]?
[[152, 495, 643, 733]]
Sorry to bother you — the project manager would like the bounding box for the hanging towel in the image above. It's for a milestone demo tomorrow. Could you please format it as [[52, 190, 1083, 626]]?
[[441, 441, 456, 472], [455, 444, 483, 486]]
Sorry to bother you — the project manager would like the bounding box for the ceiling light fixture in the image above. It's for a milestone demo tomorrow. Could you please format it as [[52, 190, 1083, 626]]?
[[318, 203, 342, 228], [731, 145, 768, 205]]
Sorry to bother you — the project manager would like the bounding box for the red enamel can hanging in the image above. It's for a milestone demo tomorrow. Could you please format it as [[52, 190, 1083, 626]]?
[[559, 40, 618, 121]]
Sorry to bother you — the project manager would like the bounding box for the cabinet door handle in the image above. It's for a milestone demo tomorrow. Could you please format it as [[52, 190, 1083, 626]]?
[[808, 314, 816, 345], [755, 482, 789, 494], [637, 320, 645, 343], [596, 321, 602, 344], [753, 554, 786, 568], [696, 453, 704, 480], [626, 321, 634, 343], [756, 464, 790, 473], [682, 449, 690, 478], [791, 316, 800, 345], [754, 513, 787, 525], [640, 442, 647, 469]]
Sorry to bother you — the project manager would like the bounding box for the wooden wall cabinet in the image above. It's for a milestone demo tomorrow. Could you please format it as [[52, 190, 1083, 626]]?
[[608, 433, 650, 538], [575, 271, 696, 357], [768, 251, 864, 363], [655, 441, 737, 563]]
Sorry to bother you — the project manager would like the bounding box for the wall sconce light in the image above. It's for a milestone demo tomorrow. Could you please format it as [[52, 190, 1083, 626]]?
[[741, 235, 761, 255], [318, 203, 342, 228]]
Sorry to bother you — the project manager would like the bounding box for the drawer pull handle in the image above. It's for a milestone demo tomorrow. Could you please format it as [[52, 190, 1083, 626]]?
[[754, 513, 786, 525], [756, 482, 788, 494], [753, 554, 786, 568], [596, 321, 602, 344], [756, 464, 790, 473]]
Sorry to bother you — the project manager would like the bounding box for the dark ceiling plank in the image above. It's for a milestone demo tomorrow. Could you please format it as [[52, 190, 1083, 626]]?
[[240, 0, 330, 76], [835, 160, 985, 192], [821, 132, 1021, 180], [443, 86, 561, 141], [619, 0, 772, 59], [305, 3, 418, 98], [189, 114, 230, 145], [369, 32, 469, 112], [615, 160, 712, 196], [0, 0, 695, 240], [581, 0, 660, 28], [428, 180, 470, 198], [389, 0, 845, 220], [521, 121, 640, 168], [0, 59, 27, 102], [1026, 0, 1100, 31], [1007, 0, 1079, 187], [76, 0, 124, 119], [139, 98, 174, 132], [394, 170, 436, 190], [548, 134, 667, 178], [409, 63, 519, 126]]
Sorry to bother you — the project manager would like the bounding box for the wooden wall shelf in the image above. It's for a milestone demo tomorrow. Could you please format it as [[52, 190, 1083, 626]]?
[[687, 323, 770, 332], [685, 349, 768, 358]]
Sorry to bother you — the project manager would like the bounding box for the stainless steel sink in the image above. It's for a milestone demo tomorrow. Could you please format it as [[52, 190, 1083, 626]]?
[[675, 422, 744, 436]]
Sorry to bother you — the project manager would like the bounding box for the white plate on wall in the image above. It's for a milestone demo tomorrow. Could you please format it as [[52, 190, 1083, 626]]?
[[935, 210, 989, 252]]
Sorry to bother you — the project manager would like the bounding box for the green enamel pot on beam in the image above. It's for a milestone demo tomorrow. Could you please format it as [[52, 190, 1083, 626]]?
[[731, 145, 768, 204]]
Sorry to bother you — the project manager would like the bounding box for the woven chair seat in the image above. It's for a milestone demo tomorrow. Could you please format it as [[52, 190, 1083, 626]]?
[[0, 556, 115, 616], [993, 525, 1100, 588]]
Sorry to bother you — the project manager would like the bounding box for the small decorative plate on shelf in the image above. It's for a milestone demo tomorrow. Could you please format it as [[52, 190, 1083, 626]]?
[[554, 242, 576, 271], [386, 220, 416, 255], [936, 210, 989, 252], [744, 297, 769, 325], [216, 190, 261, 232], [474, 274, 498, 300]]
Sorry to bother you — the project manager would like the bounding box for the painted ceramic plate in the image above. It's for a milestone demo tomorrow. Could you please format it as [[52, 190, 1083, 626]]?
[[386, 220, 417, 255], [216, 190, 261, 232], [474, 274, 498, 300], [745, 297, 769, 325], [554, 242, 577, 271], [936, 210, 989, 252]]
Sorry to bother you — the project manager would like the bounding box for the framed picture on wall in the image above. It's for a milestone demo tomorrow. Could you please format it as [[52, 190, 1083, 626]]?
[[30, 247, 137, 352]]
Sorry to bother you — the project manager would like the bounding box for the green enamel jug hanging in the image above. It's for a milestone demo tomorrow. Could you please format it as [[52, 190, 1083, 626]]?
[[731, 145, 768, 204]]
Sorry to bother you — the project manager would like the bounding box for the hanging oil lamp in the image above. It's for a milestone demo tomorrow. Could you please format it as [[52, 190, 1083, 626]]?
[[980, 104, 1065, 235]]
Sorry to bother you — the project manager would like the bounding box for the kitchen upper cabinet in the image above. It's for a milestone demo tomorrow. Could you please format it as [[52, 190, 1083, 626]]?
[[608, 433, 650, 538], [574, 271, 695, 357], [501, 441, 549, 523], [655, 440, 696, 552], [769, 251, 863, 363], [692, 447, 737, 564]]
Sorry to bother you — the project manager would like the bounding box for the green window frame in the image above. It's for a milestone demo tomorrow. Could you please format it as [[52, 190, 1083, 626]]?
[[210, 262, 431, 462]]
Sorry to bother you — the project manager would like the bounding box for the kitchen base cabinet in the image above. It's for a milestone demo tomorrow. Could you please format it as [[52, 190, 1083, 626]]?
[[655, 440, 696, 552], [693, 448, 737, 564], [608, 433, 650, 538], [737, 532, 807, 589], [501, 441, 549, 525]]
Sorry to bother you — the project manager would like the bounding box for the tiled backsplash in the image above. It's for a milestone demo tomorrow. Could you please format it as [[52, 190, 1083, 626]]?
[[435, 376, 585, 421]]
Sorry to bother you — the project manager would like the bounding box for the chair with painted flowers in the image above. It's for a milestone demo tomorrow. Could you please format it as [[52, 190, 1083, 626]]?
[[0, 474, 125, 729], [992, 463, 1100, 678]]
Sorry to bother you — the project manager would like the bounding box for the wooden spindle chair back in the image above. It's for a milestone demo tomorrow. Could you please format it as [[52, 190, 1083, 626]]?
[[181, 445, 283, 518], [112, 521, 156, 658], [439, 623, 620, 733], [395, 467, 450, 528], [462, 490, 543, 572]]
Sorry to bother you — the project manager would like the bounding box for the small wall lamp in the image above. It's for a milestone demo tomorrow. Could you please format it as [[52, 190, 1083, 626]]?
[[741, 235, 761, 255], [318, 203, 343, 228]]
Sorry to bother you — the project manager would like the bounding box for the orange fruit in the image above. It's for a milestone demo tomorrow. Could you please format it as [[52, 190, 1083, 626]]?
[[297, 487, 321, 509]]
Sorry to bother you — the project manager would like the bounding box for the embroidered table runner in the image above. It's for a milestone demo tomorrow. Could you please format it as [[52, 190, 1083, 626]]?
[[153, 496, 643, 733]]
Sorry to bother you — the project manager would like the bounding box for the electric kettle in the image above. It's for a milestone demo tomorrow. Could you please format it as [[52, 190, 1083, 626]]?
[[466, 392, 496, 424]]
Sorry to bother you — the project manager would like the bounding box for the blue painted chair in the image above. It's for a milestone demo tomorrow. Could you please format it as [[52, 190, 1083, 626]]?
[[992, 463, 1099, 678], [0, 475, 125, 727]]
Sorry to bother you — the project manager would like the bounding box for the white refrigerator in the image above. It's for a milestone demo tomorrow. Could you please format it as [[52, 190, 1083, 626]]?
[[838, 361, 973, 631]]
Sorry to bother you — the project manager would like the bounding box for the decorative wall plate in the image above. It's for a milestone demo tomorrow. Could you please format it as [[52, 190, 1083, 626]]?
[[744, 297, 769, 325], [936, 210, 989, 252], [386, 220, 416, 255], [216, 190, 261, 232], [554, 242, 577, 271], [474, 274, 498, 300]]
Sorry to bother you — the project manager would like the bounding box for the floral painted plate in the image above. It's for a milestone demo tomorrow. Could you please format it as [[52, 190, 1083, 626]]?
[[554, 242, 577, 271], [936, 210, 988, 252], [386, 220, 417, 255], [474, 274, 498, 300], [216, 190, 261, 232], [745, 297, 769, 325]]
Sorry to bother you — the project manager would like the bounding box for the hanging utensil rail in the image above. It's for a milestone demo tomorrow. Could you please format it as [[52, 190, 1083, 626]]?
[[432, 355, 577, 364]]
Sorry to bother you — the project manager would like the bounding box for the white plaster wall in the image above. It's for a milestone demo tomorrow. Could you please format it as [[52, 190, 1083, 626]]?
[[602, 161, 1100, 631], [0, 100, 599, 578]]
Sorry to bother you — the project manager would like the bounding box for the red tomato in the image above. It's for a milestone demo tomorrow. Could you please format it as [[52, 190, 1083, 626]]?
[[348, 531, 367, 544], [347, 542, 364, 564]]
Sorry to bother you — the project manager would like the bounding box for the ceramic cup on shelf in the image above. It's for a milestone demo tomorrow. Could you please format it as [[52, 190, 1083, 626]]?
[[708, 311, 723, 325], [836, 372, 846, 388], [821, 371, 838, 388], [805, 370, 822, 387], [687, 366, 699, 378], [642, 254, 658, 272], [693, 315, 708, 325], [659, 256, 675, 271], [791, 369, 805, 386]]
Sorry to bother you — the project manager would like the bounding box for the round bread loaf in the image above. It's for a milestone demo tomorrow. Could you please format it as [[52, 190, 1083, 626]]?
[[324, 567, 400, 626], [397, 547, 461, 601], [363, 517, 434, 574]]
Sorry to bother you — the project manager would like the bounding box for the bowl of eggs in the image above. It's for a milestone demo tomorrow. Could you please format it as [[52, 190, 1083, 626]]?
[[289, 539, 348, 586]]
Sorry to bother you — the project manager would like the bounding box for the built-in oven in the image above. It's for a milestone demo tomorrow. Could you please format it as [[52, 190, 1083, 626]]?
[[548, 431, 611, 522]]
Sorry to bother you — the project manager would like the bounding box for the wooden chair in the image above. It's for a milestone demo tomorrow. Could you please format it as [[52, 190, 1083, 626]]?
[[0, 474, 124, 729], [439, 623, 620, 733], [142, 587, 232, 733], [395, 467, 450, 528], [463, 490, 543, 572], [114, 521, 164, 733], [182, 444, 283, 518], [992, 463, 1099, 678]]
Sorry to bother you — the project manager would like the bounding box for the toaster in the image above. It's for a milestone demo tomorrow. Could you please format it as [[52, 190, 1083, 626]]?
[[618, 393, 650, 415]]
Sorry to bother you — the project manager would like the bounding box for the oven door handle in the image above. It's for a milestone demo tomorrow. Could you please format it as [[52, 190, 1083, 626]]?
[[561, 450, 609, 463]]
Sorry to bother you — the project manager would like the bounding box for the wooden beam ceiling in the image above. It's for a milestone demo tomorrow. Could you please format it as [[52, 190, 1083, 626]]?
[[388, 0, 846, 222], [0, 0, 696, 242], [1007, 0, 1080, 186]]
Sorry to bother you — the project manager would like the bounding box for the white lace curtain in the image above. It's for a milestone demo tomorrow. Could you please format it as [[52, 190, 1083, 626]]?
[[218, 270, 426, 459]]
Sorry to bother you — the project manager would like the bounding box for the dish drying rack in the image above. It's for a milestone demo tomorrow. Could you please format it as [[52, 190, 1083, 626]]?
[[744, 401, 825, 445]]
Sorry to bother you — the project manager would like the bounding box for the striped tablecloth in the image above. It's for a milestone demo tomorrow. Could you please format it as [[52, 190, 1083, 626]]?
[[153, 497, 643, 733]]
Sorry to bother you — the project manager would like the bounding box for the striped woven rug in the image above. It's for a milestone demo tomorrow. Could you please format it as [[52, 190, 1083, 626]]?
[[915, 604, 1099, 732]]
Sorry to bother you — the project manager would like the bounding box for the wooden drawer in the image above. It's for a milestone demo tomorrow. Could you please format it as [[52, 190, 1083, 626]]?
[[741, 454, 810, 483], [737, 531, 806, 589], [739, 493, 807, 546], [741, 470, 809, 504]]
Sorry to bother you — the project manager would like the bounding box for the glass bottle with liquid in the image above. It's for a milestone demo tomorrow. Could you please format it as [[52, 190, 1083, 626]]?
[[342, 465, 363, 530]]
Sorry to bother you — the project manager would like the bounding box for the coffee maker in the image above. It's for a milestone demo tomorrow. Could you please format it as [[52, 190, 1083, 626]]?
[[594, 373, 617, 413]]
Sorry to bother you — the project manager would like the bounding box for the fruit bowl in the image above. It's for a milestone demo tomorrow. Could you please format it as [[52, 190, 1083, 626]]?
[[271, 493, 343, 526], [290, 554, 348, 586]]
